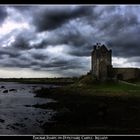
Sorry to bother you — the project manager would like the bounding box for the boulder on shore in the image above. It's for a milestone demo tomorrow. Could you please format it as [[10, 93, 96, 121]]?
[[3, 90, 8, 93]]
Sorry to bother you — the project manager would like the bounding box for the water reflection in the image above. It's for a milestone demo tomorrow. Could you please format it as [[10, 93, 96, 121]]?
[[0, 82, 56, 135]]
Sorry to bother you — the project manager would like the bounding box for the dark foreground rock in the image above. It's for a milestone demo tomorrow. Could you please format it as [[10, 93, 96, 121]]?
[[1, 86, 5, 89], [9, 89, 17, 92], [0, 119, 5, 123], [3, 90, 8, 93]]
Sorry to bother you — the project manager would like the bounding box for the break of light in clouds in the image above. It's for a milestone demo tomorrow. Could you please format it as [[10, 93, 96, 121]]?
[[0, 67, 59, 78], [0, 5, 140, 78]]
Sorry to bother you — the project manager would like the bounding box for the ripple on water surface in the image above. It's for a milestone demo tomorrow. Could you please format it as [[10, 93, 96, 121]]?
[[0, 82, 56, 134]]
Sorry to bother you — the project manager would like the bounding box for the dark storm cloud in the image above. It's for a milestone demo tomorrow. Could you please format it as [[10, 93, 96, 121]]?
[[12, 36, 30, 50], [32, 6, 94, 31], [31, 52, 47, 60], [99, 13, 138, 37], [0, 7, 7, 24], [0, 47, 20, 58], [106, 25, 140, 57], [67, 45, 92, 57], [39, 58, 84, 69]]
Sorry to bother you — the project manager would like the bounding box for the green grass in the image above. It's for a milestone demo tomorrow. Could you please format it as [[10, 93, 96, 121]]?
[[34, 78, 140, 99], [68, 80, 140, 97]]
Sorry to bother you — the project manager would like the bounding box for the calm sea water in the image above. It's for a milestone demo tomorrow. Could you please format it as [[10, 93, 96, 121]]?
[[0, 82, 56, 135]]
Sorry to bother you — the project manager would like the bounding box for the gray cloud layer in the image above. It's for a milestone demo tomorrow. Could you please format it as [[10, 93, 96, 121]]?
[[0, 5, 140, 77], [0, 7, 7, 24]]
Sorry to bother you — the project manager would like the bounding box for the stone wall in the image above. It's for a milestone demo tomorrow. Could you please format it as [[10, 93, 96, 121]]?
[[113, 68, 140, 80]]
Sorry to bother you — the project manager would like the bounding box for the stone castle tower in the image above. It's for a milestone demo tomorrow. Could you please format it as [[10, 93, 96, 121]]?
[[91, 43, 112, 80]]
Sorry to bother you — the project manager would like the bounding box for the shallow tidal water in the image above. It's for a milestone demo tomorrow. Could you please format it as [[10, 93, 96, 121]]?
[[0, 82, 56, 135]]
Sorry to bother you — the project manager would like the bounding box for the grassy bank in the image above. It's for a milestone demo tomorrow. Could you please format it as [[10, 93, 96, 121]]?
[[34, 77, 140, 134]]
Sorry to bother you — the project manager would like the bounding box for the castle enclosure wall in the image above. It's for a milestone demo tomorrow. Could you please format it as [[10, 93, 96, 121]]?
[[113, 68, 140, 80]]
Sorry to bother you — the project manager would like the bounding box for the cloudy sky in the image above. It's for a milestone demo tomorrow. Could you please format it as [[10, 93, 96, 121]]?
[[0, 5, 140, 78]]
